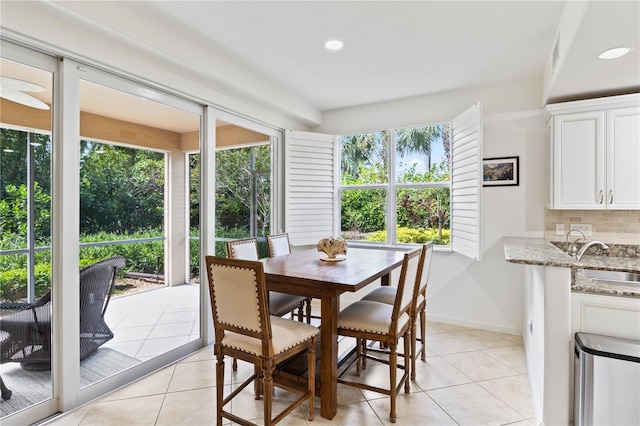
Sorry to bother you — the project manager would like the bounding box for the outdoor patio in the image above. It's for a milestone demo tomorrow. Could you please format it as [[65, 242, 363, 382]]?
[[103, 283, 201, 362], [0, 283, 200, 417]]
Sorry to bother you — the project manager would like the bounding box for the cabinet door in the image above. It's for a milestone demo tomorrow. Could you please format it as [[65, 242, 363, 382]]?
[[553, 111, 606, 209], [607, 106, 640, 209], [572, 292, 640, 340]]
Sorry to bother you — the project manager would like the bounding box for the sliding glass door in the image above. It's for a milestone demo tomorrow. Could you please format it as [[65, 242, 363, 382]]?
[[1, 42, 56, 424], [1, 41, 205, 424], [74, 67, 203, 402]]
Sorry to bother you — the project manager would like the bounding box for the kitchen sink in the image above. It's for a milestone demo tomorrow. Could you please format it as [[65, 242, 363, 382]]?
[[583, 269, 640, 288]]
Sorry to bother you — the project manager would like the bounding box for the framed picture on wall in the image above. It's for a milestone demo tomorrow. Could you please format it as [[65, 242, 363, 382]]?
[[482, 156, 519, 186]]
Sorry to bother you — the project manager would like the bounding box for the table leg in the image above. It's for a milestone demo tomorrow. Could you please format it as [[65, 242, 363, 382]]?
[[380, 272, 392, 350], [320, 294, 338, 419], [381, 272, 391, 286]]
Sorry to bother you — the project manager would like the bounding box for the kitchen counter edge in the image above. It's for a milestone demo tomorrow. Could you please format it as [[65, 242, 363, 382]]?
[[503, 236, 640, 298]]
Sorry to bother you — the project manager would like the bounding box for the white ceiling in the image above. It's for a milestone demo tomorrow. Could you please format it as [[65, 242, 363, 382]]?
[[2, 1, 639, 131], [147, 0, 566, 111]]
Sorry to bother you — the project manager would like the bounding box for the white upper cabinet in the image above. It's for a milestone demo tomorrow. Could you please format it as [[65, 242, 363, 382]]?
[[546, 94, 640, 210], [607, 107, 640, 209]]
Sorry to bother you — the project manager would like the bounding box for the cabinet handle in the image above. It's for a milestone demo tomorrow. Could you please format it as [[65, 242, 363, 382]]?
[[598, 190, 604, 204], [609, 190, 613, 204]]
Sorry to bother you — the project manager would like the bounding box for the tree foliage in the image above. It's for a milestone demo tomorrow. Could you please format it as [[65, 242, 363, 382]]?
[[340, 131, 388, 183], [212, 145, 271, 236], [340, 125, 451, 245], [79, 141, 164, 234], [0, 182, 51, 249]]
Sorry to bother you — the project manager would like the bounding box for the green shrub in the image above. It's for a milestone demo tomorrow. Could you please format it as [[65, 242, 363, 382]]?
[[1, 225, 270, 299], [0, 262, 52, 301], [340, 189, 386, 234], [366, 226, 450, 245], [79, 229, 165, 274]]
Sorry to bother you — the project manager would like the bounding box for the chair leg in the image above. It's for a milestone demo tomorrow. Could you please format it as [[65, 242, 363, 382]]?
[[305, 298, 312, 324], [307, 343, 316, 421], [404, 331, 411, 393], [420, 306, 426, 361], [297, 304, 304, 322], [356, 338, 362, 376], [411, 317, 417, 380], [361, 338, 367, 369], [263, 366, 274, 425], [254, 364, 262, 399], [232, 357, 238, 371], [389, 343, 397, 423], [216, 355, 224, 426]]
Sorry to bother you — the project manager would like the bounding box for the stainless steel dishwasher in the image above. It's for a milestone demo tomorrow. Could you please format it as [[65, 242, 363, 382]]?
[[574, 332, 640, 425]]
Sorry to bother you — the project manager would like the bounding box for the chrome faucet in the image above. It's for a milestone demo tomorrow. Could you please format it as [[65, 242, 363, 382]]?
[[565, 230, 586, 258], [576, 241, 609, 261]]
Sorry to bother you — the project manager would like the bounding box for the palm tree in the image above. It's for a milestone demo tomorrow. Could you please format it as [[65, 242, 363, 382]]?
[[395, 125, 440, 170], [339, 132, 388, 180]]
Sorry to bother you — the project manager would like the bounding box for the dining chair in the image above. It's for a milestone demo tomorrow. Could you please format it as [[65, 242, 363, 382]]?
[[360, 242, 433, 379], [205, 256, 319, 426], [266, 233, 291, 258], [266, 233, 312, 323], [336, 247, 422, 423], [227, 238, 308, 371]]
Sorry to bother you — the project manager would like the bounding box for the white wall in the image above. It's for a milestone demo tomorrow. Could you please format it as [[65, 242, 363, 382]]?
[[1, 1, 314, 130], [314, 78, 548, 334]]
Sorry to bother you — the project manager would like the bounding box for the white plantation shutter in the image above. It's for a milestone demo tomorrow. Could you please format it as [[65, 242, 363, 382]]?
[[284, 130, 336, 246], [451, 103, 483, 260]]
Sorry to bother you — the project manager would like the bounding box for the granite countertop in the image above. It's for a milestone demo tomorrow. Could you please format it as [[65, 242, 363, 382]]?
[[503, 236, 640, 298], [503, 237, 575, 268], [572, 269, 639, 297]]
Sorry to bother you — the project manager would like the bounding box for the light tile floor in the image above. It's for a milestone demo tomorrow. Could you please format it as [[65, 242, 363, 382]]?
[[43, 319, 535, 425], [104, 283, 201, 362]]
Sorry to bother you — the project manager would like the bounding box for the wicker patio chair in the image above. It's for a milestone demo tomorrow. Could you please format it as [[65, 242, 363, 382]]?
[[0, 376, 11, 400], [0, 256, 126, 371]]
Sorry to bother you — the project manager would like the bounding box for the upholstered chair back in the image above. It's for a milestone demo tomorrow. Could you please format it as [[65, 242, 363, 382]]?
[[391, 248, 422, 330], [417, 242, 434, 296], [227, 238, 260, 261], [267, 233, 292, 257], [209, 259, 264, 333]]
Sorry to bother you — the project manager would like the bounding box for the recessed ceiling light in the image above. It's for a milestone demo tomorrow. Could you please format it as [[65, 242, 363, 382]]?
[[325, 39, 344, 51], [598, 47, 632, 59]]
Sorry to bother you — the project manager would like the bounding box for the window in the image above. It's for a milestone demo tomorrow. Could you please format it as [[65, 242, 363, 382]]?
[[0, 52, 55, 420], [339, 124, 451, 246], [285, 105, 481, 259]]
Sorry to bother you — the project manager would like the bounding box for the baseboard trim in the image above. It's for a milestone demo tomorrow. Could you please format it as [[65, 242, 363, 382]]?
[[427, 314, 523, 336]]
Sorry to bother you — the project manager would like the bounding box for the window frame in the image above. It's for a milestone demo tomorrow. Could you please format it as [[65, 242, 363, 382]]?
[[338, 124, 452, 248]]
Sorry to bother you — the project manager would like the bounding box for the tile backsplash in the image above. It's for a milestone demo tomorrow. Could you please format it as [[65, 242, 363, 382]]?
[[545, 209, 640, 245]]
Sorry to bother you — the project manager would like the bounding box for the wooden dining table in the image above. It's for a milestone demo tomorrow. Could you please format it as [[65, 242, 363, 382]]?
[[261, 246, 406, 420]]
